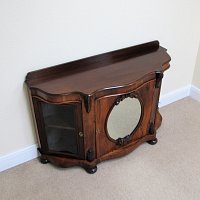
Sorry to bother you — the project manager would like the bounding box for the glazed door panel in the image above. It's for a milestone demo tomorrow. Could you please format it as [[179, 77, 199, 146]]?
[[33, 99, 84, 159]]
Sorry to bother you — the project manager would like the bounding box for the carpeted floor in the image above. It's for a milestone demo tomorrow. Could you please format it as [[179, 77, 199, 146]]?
[[1, 97, 200, 200]]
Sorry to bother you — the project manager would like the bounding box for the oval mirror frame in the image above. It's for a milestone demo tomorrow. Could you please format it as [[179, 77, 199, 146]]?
[[106, 92, 143, 145]]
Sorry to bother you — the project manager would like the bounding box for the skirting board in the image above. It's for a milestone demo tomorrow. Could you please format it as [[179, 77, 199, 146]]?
[[1, 84, 199, 172], [190, 85, 200, 102], [0, 144, 38, 172], [159, 85, 191, 108]]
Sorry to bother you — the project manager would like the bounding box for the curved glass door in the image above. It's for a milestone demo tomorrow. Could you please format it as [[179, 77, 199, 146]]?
[[37, 101, 83, 158]]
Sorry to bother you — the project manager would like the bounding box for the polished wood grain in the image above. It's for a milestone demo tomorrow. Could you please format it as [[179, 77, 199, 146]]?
[[26, 41, 170, 96], [26, 41, 171, 173], [95, 80, 155, 158]]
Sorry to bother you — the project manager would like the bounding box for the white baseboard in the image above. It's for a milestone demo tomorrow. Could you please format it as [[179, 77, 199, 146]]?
[[0, 84, 199, 172], [190, 85, 200, 102], [159, 85, 191, 107], [0, 144, 38, 172]]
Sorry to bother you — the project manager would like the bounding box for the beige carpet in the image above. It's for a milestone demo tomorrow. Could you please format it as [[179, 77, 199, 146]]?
[[1, 97, 200, 200]]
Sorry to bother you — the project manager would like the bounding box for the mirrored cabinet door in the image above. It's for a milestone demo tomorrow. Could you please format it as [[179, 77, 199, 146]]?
[[107, 97, 142, 141], [95, 90, 147, 157], [33, 100, 84, 159]]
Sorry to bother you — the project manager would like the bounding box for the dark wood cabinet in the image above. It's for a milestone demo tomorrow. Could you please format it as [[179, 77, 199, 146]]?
[[25, 41, 171, 173]]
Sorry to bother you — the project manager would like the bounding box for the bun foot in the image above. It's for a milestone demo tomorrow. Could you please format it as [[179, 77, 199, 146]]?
[[85, 166, 97, 174], [147, 138, 158, 145], [40, 157, 49, 164]]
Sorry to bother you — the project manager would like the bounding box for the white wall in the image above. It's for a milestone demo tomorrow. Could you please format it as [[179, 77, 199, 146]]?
[[193, 43, 200, 88], [0, 0, 200, 156]]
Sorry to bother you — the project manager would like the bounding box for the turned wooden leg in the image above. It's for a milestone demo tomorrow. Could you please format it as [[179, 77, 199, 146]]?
[[37, 148, 49, 164], [39, 155, 49, 164], [84, 166, 97, 174], [147, 138, 158, 145]]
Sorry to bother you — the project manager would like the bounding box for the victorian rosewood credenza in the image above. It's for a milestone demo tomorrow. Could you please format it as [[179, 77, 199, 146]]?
[[25, 41, 171, 173]]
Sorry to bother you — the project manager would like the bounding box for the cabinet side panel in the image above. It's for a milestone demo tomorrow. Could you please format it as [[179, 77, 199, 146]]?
[[26, 87, 41, 148]]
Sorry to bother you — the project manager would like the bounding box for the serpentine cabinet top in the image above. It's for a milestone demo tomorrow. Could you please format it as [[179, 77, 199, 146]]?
[[25, 41, 171, 97]]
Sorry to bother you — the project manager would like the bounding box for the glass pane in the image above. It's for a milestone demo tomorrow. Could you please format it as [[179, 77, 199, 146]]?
[[41, 103, 78, 155], [107, 97, 141, 140]]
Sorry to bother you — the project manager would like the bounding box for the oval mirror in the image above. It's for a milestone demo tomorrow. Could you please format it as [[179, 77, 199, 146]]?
[[107, 97, 142, 141]]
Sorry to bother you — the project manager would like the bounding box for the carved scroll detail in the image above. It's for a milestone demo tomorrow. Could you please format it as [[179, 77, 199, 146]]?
[[86, 148, 95, 161], [116, 135, 131, 146], [155, 71, 164, 88], [115, 91, 138, 106], [83, 95, 92, 113], [149, 122, 155, 135]]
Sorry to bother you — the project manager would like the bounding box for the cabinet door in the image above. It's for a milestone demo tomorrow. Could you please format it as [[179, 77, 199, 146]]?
[[95, 80, 155, 158], [33, 99, 84, 159]]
